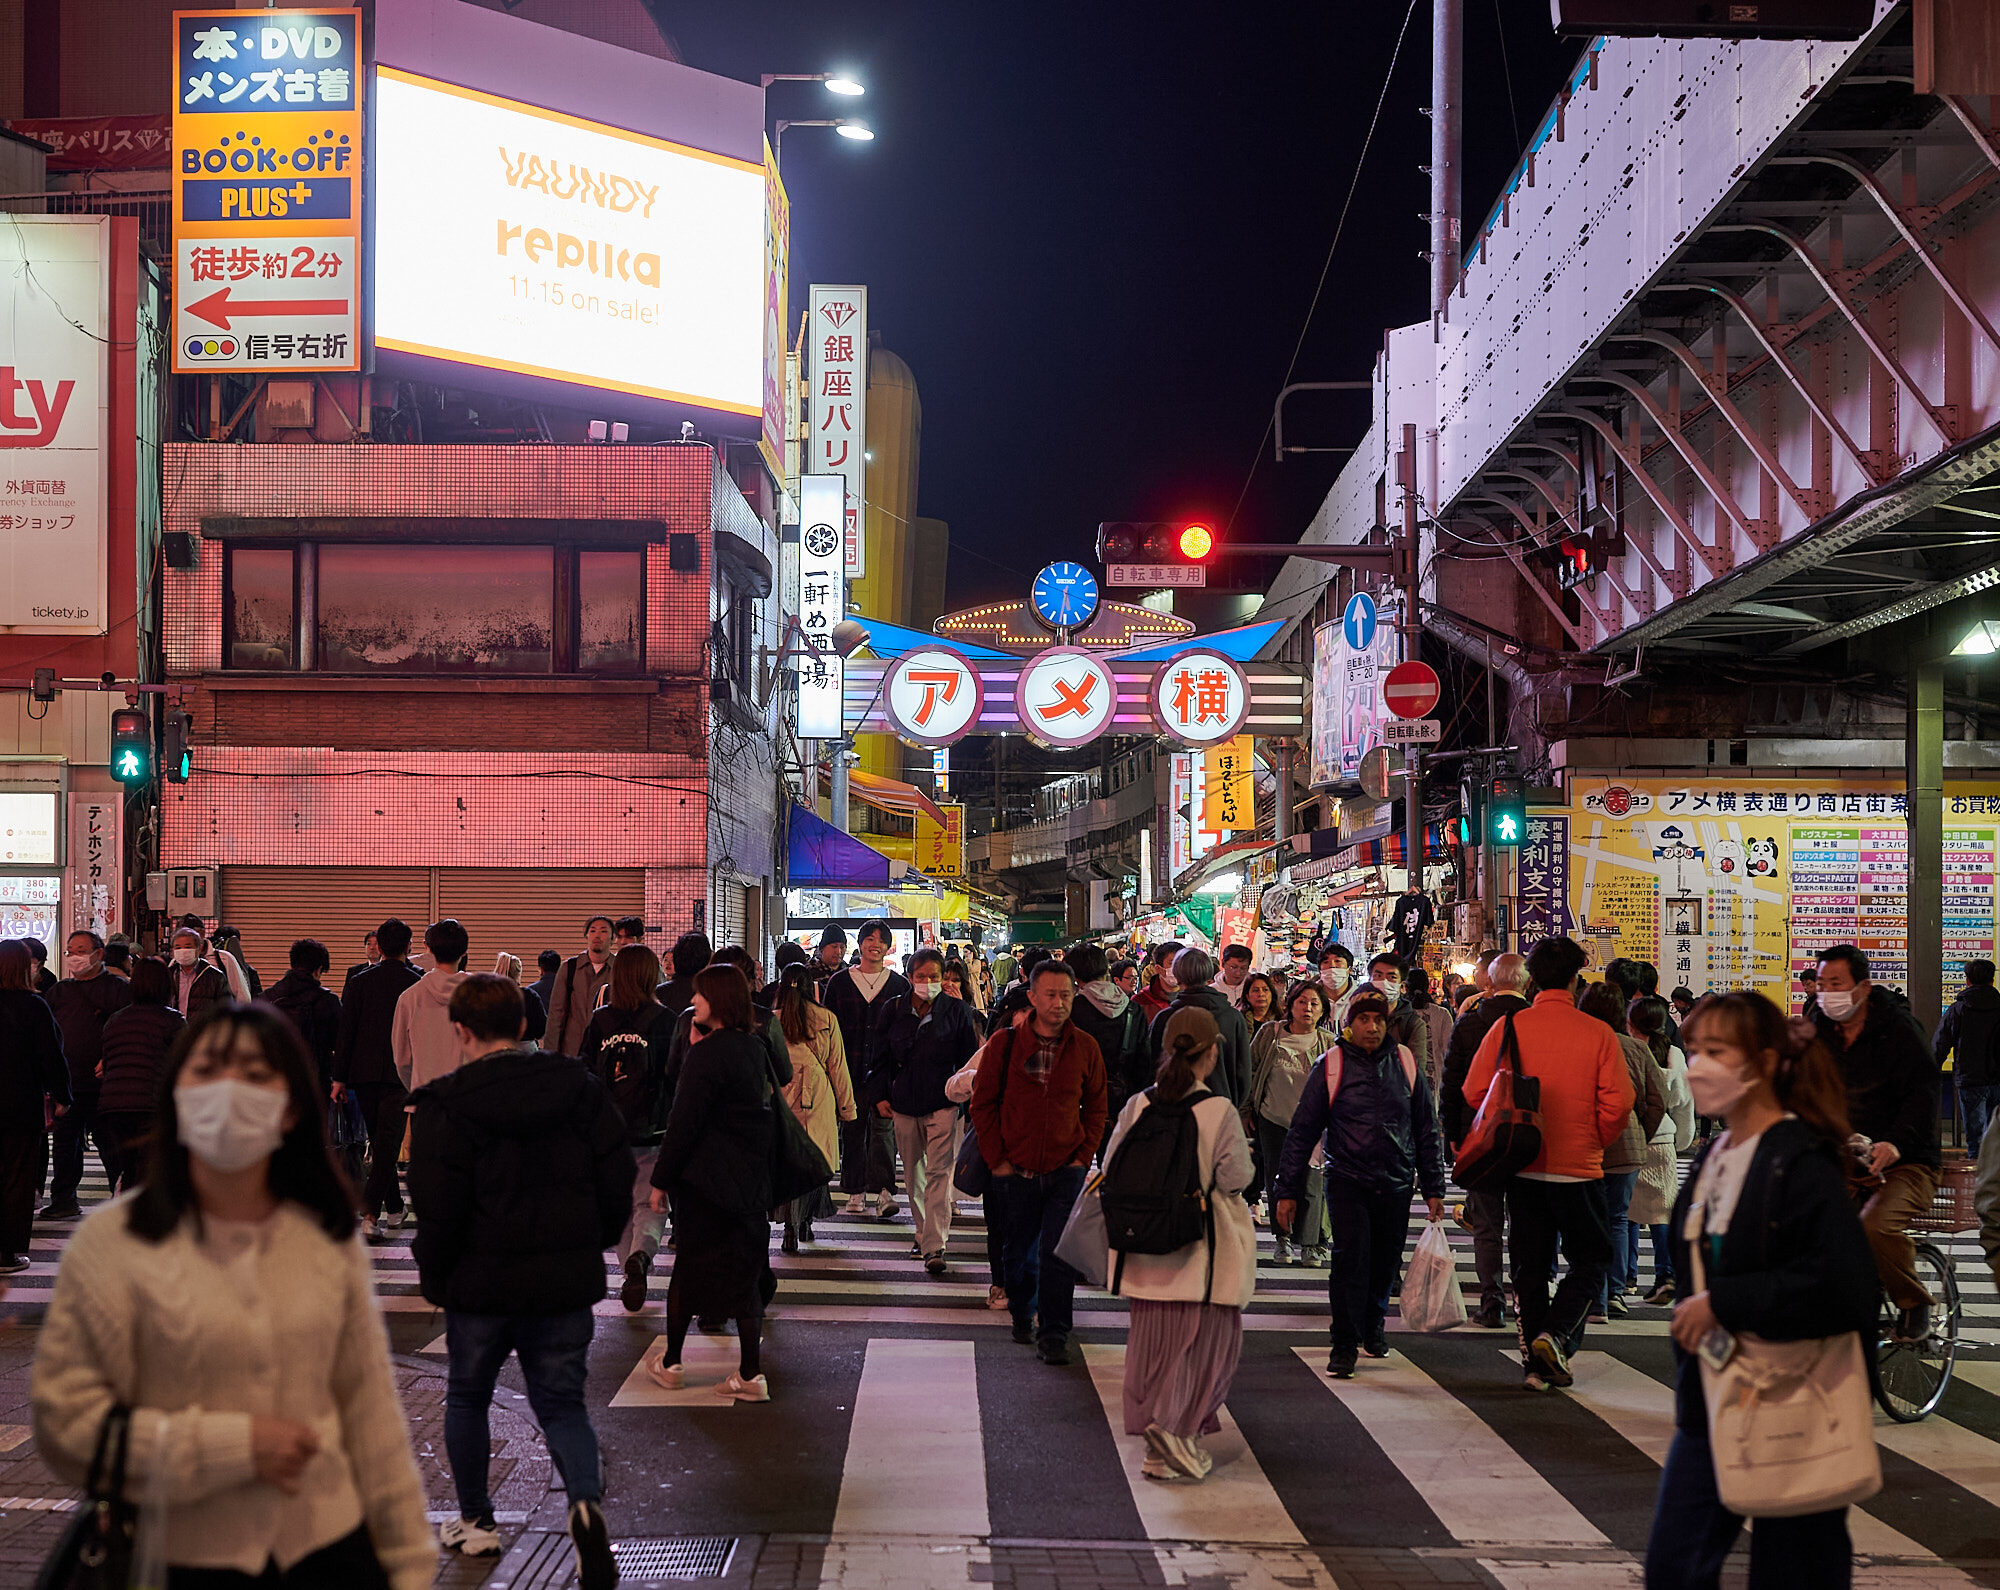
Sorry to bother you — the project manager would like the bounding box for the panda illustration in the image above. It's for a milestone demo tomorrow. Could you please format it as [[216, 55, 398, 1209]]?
[[1712, 839, 1744, 880], [1745, 836, 1780, 878]]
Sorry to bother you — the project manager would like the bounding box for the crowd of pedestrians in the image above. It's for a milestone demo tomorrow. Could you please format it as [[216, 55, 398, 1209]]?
[[2, 899, 1978, 1585]]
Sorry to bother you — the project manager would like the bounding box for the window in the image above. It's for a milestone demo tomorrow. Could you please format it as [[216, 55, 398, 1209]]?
[[318, 545, 554, 673], [722, 580, 756, 690], [578, 549, 643, 672], [226, 547, 295, 669]]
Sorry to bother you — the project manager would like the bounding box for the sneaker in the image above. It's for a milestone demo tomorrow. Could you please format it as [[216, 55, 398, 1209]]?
[[1362, 1329, 1389, 1358], [440, 1514, 506, 1556], [36, 1203, 80, 1222], [924, 1253, 948, 1277], [875, 1193, 899, 1221], [1146, 1424, 1211, 1480], [567, 1499, 618, 1590], [715, 1372, 770, 1402], [1895, 1301, 1933, 1343], [1286, 1245, 1305, 1267], [619, 1254, 649, 1312], [386, 1207, 411, 1230], [987, 1284, 1009, 1311], [0, 1254, 25, 1274], [1642, 1281, 1676, 1307], [1529, 1331, 1574, 1388], [1036, 1337, 1071, 1366], [1585, 1309, 1609, 1325], [1272, 1235, 1292, 1264], [361, 1217, 389, 1245], [908, 1240, 923, 1258], [1011, 1320, 1036, 1346], [1303, 1246, 1328, 1267], [1327, 1347, 1358, 1379], [1141, 1455, 1181, 1481], [1475, 1298, 1505, 1330], [1606, 1293, 1630, 1319], [843, 1194, 868, 1216], [1522, 1371, 1551, 1394], [646, 1359, 685, 1391]]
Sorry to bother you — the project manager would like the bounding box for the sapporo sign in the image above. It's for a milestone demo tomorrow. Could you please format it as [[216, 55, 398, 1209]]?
[[172, 9, 362, 373]]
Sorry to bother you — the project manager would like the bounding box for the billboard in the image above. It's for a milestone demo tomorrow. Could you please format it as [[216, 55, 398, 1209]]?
[[795, 473, 845, 739], [372, 67, 765, 417], [171, 8, 363, 373], [808, 285, 868, 576], [0, 217, 109, 634]]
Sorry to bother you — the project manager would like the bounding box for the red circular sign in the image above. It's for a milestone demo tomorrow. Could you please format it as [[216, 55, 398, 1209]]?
[[1382, 660, 1441, 720]]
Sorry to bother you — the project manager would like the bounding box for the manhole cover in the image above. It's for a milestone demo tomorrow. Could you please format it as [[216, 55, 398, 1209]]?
[[615, 1537, 738, 1578]]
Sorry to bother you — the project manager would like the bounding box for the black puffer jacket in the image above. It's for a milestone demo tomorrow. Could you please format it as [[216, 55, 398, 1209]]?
[[45, 974, 130, 1099], [0, 989, 69, 1121], [97, 1003, 183, 1116], [1148, 984, 1250, 1103], [1936, 982, 2000, 1089], [1815, 986, 1940, 1169], [265, 970, 341, 1088], [1665, 1117, 1878, 1430], [822, 968, 909, 1096], [1273, 1036, 1446, 1201], [650, 1028, 790, 1217], [867, 993, 981, 1116], [408, 1046, 634, 1315]]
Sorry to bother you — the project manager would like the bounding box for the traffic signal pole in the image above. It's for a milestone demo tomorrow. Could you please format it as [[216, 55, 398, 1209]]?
[[1399, 425, 1425, 907]]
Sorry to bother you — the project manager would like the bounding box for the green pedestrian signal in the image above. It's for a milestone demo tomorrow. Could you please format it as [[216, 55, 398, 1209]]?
[[110, 707, 153, 788], [1488, 776, 1526, 849]]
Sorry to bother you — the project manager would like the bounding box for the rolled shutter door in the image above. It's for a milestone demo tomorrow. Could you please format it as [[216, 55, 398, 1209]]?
[[218, 867, 434, 998], [435, 869, 645, 976]]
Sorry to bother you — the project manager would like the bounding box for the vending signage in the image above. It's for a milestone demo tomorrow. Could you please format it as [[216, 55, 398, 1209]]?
[[172, 8, 362, 373]]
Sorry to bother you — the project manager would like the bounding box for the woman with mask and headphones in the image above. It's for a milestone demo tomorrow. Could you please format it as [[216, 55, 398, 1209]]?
[[31, 1004, 434, 1589]]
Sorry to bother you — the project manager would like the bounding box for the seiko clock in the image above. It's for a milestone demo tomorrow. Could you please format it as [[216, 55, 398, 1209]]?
[[1031, 561, 1100, 631]]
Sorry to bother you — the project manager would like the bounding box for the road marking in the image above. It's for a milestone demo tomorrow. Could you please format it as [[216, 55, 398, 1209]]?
[[1295, 1346, 1605, 1548], [608, 1330, 754, 1409], [0, 1427, 29, 1454], [833, 1339, 988, 1538], [1476, 1561, 1641, 1589], [1083, 1342, 1303, 1545], [1872, 1392, 2000, 1502]]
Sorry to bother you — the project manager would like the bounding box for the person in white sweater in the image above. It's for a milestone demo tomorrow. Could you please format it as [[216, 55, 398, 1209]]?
[[32, 1003, 434, 1589]]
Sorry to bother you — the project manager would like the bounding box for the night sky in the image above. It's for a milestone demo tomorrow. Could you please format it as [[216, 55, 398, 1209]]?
[[656, 4, 1584, 609]]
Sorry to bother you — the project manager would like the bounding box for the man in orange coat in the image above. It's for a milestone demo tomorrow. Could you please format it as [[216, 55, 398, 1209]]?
[[1462, 934, 1634, 1394]]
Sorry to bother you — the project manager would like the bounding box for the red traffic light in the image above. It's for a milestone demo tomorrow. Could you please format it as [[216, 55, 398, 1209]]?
[[1095, 522, 1221, 566], [1178, 523, 1214, 560]]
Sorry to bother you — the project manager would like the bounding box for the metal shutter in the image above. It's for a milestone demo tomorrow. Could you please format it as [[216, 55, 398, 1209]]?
[[435, 869, 645, 975], [218, 867, 434, 998], [708, 876, 744, 948]]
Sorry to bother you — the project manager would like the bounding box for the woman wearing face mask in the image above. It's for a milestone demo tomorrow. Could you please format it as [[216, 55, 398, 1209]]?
[[1247, 982, 1337, 1264], [1644, 992, 1877, 1589], [166, 924, 231, 1026], [31, 1005, 434, 1588]]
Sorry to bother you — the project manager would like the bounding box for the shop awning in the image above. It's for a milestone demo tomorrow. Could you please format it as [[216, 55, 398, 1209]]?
[[788, 804, 909, 890], [817, 765, 948, 827]]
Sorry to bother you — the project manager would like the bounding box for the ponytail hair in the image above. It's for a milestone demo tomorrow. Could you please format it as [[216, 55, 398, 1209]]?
[[1683, 990, 1852, 1144], [1154, 1031, 1212, 1103]]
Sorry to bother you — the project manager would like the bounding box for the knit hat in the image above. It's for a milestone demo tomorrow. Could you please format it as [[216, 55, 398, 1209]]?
[[1160, 1006, 1221, 1062], [818, 924, 848, 949]]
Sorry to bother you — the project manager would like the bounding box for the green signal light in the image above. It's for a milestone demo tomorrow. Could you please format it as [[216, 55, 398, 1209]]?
[[114, 750, 143, 779], [1495, 815, 1520, 842]]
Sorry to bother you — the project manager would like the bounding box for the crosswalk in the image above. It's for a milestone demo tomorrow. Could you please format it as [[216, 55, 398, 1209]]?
[[17, 1170, 2000, 1583]]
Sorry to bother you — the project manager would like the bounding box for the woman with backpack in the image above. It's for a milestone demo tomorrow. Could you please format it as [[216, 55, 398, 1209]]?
[[580, 944, 677, 1313], [772, 964, 856, 1253], [1273, 987, 1446, 1380], [1248, 981, 1337, 1265], [1644, 991, 1878, 1588], [1104, 1007, 1256, 1484]]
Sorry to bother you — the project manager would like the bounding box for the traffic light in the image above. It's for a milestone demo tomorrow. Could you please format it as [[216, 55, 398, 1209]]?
[[163, 708, 191, 784], [1488, 775, 1526, 848], [109, 708, 152, 787], [1095, 522, 1220, 567]]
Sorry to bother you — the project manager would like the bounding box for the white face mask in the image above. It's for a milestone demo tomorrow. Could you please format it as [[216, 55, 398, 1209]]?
[[912, 979, 942, 1002], [176, 1078, 289, 1173], [1321, 967, 1350, 992], [1818, 987, 1860, 1022], [1686, 1052, 1756, 1118], [1374, 976, 1402, 1002], [62, 954, 95, 978], [172, 945, 200, 968]]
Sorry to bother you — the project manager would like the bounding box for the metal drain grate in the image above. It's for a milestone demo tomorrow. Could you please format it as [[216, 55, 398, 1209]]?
[[612, 1537, 738, 1578]]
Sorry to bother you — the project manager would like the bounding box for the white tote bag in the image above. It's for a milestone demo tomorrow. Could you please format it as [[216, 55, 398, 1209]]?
[[1688, 1212, 1881, 1517], [1400, 1220, 1467, 1332]]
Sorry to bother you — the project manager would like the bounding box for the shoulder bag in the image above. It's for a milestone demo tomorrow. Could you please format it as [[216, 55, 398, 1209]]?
[[1452, 1011, 1542, 1191], [761, 1037, 833, 1208], [1685, 1197, 1881, 1517], [953, 1027, 1014, 1197], [35, 1406, 136, 1590]]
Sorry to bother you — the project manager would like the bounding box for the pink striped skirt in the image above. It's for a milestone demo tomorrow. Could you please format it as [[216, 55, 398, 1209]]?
[[1122, 1299, 1244, 1440]]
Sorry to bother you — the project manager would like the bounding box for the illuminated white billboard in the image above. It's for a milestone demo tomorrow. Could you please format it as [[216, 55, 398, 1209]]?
[[371, 66, 765, 415]]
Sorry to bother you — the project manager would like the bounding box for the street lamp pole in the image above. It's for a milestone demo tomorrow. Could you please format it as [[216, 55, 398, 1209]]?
[[774, 118, 873, 164]]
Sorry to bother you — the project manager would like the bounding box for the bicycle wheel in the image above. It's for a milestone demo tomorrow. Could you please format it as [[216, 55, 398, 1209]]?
[[1869, 1241, 1961, 1423]]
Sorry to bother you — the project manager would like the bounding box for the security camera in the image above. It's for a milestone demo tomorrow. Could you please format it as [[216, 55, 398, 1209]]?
[[680, 421, 696, 440]]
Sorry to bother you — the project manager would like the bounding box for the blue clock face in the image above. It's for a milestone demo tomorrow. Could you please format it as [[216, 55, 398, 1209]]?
[[1032, 561, 1100, 630]]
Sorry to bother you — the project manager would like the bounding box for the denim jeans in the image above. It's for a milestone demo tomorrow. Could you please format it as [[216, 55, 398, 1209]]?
[[1963, 1083, 2000, 1155], [989, 1164, 1086, 1347], [445, 1307, 601, 1518], [1646, 1415, 1851, 1587], [1598, 1168, 1639, 1309]]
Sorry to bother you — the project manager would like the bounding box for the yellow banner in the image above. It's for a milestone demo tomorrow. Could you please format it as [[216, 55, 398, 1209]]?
[[1202, 737, 1254, 834], [913, 802, 965, 877]]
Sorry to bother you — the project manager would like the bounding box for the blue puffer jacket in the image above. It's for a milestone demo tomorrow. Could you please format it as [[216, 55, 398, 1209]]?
[[1273, 1035, 1446, 1200]]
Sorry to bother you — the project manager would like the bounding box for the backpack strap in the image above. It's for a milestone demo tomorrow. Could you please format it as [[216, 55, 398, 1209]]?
[[1324, 1047, 1343, 1107], [1396, 1043, 1419, 1092]]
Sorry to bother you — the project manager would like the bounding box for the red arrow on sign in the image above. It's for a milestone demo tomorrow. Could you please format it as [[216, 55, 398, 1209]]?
[[1382, 659, 1441, 719], [186, 287, 349, 330]]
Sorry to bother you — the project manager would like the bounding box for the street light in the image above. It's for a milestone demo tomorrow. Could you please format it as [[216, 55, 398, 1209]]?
[[834, 121, 875, 140], [1956, 620, 2000, 656], [824, 76, 866, 96], [760, 72, 866, 96], [774, 118, 875, 161]]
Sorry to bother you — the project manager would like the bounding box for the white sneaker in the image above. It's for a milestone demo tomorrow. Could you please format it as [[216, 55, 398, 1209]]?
[[439, 1515, 505, 1555], [1141, 1455, 1183, 1481], [875, 1192, 898, 1220], [715, 1372, 770, 1402], [361, 1217, 387, 1245], [645, 1358, 684, 1390], [843, 1195, 867, 1216]]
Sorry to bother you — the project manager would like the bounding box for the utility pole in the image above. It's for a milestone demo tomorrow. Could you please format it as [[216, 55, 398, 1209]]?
[[1429, 0, 1463, 317], [1399, 424, 1424, 900], [1484, 635, 1500, 950]]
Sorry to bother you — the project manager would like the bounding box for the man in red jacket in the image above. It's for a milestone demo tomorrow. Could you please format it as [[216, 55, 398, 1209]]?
[[1462, 934, 1633, 1394], [970, 959, 1108, 1366]]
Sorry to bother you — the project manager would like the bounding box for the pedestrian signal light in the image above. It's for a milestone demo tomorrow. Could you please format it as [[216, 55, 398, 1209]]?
[[1488, 776, 1526, 848], [163, 708, 192, 784], [110, 708, 152, 788]]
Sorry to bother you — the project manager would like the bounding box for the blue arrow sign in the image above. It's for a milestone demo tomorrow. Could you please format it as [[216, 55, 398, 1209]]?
[[1343, 591, 1378, 651]]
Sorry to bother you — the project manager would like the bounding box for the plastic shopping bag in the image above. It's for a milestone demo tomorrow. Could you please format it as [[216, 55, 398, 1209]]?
[[1399, 1219, 1467, 1333]]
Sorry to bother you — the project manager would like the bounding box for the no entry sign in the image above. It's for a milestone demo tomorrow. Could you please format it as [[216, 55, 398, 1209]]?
[[1382, 660, 1440, 720]]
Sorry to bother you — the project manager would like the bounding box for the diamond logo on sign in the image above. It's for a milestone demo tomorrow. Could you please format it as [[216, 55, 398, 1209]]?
[[1343, 591, 1377, 651], [883, 647, 984, 746], [1018, 648, 1117, 749], [1151, 650, 1249, 746]]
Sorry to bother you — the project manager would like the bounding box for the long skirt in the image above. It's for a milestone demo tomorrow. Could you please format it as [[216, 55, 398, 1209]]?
[[666, 1188, 770, 1321], [1122, 1299, 1244, 1440]]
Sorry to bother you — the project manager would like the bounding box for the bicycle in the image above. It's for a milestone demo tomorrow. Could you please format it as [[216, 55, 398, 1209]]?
[[1853, 1143, 1966, 1423]]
